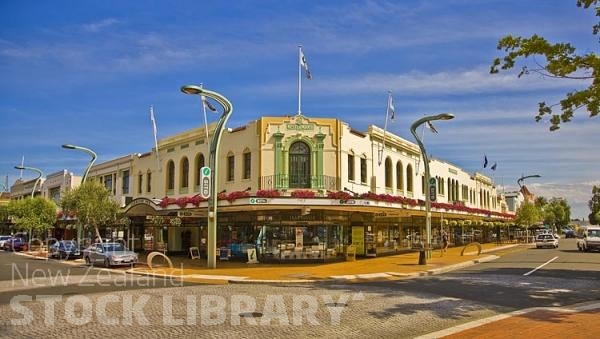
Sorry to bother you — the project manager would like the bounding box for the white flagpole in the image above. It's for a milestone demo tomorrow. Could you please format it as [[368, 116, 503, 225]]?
[[298, 45, 302, 115], [380, 91, 392, 166], [19, 156, 24, 179], [150, 105, 161, 172]]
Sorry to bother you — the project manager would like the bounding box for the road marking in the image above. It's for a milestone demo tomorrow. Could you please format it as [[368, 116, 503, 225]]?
[[523, 256, 558, 276]]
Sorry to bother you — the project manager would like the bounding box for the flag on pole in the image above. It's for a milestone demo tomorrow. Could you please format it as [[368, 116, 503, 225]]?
[[299, 48, 312, 80], [426, 121, 438, 133], [202, 95, 217, 112], [483, 155, 488, 168], [387, 94, 395, 121], [150, 106, 161, 171], [491, 162, 497, 171]]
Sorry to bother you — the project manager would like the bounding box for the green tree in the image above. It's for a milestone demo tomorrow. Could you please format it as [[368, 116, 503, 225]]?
[[7, 197, 57, 239], [60, 181, 120, 243], [543, 198, 571, 231], [490, 0, 599, 131], [516, 200, 541, 239], [589, 185, 600, 224]]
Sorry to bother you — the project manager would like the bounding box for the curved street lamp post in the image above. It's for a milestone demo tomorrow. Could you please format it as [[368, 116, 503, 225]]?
[[61, 144, 98, 243], [14, 165, 44, 198], [410, 113, 454, 265], [517, 174, 541, 188], [181, 85, 233, 269], [61, 144, 97, 183]]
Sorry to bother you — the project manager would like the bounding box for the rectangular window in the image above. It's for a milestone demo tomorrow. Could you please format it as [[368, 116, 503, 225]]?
[[227, 155, 235, 181], [348, 154, 355, 182], [122, 170, 130, 194], [243, 152, 251, 180], [138, 174, 143, 194], [146, 172, 152, 193], [360, 158, 367, 184], [104, 174, 113, 193]]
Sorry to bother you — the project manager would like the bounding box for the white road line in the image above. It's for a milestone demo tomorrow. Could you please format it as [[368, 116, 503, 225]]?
[[523, 256, 558, 276]]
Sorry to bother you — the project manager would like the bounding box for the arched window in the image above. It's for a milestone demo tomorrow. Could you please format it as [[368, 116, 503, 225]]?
[[385, 157, 392, 188], [194, 153, 205, 187], [166, 161, 175, 191], [289, 141, 311, 188], [406, 164, 414, 193], [180, 157, 189, 189], [396, 161, 403, 191]]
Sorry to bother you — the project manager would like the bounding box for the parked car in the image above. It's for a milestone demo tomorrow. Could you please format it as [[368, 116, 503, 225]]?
[[564, 229, 576, 238], [577, 225, 600, 252], [83, 242, 138, 267], [535, 234, 559, 249], [0, 235, 12, 249], [3, 237, 28, 251], [49, 240, 82, 260]]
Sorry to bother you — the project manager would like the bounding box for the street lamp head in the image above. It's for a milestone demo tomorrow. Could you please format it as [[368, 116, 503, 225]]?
[[14, 166, 25, 170], [61, 144, 76, 150], [181, 85, 204, 95], [435, 113, 455, 121]]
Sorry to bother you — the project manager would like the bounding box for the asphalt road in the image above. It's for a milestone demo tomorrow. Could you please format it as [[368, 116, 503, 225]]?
[[0, 239, 598, 338]]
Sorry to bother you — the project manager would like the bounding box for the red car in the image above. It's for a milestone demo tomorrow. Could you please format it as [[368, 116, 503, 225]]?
[[3, 237, 28, 251]]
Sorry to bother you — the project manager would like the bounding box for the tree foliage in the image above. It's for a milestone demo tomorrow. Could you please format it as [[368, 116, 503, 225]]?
[[589, 185, 600, 224], [542, 198, 571, 229], [60, 181, 120, 241], [490, 0, 599, 131], [7, 197, 57, 237], [515, 200, 541, 228]]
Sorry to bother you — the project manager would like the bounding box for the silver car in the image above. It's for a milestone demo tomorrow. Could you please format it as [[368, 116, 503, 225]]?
[[83, 242, 138, 267]]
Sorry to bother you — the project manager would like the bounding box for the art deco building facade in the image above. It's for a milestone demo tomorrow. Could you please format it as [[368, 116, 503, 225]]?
[[74, 113, 512, 262]]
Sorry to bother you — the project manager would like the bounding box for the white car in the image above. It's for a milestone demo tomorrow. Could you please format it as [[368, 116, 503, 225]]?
[[83, 242, 138, 267], [577, 226, 600, 252], [0, 236, 11, 249], [535, 234, 559, 249]]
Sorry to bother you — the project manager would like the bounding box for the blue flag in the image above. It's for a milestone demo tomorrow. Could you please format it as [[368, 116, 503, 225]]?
[[484, 155, 488, 168]]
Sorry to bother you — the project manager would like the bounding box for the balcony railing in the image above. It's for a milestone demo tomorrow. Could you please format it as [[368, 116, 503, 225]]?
[[260, 174, 338, 191]]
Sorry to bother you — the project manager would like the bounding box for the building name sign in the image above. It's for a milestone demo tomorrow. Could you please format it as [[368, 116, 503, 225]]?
[[126, 198, 160, 211], [286, 123, 314, 131]]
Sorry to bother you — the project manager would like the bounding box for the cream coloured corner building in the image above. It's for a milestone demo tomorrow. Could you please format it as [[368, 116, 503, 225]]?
[[84, 113, 513, 262]]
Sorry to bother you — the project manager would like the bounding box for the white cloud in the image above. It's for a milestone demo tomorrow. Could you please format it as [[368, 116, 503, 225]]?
[[82, 18, 119, 33]]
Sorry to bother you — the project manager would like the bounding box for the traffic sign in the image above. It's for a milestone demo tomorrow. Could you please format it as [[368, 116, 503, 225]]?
[[200, 166, 211, 199]]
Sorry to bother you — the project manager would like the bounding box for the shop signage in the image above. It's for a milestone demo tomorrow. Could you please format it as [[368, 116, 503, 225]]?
[[429, 177, 437, 202], [200, 166, 211, 199], [177, 210, 204, 217], [286, 123, 314, 131], [249, 198, 269, 204]]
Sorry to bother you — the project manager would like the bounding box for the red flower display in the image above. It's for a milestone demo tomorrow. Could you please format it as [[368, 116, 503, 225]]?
[[256, 190, 281, 198], [291, 190, 316, 198]]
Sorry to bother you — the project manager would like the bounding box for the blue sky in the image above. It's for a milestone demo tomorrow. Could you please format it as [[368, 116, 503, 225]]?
[[1, 1, 598, 219]]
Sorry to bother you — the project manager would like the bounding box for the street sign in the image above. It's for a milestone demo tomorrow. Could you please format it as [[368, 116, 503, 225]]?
[[200, 166, 211, 199], [428, 177, 437, 201]]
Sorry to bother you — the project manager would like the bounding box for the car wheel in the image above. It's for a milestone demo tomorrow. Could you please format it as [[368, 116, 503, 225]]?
[[85, 256, 91, 265], [104, 258, 111, 268]]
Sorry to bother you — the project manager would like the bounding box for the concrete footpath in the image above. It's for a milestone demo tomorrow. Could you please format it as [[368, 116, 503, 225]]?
[[129, 242, 518, 284]]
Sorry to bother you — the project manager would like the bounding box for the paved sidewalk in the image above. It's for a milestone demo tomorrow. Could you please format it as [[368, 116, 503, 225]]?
[[127, 242, 520, 284], [419, 301, 600, 338]]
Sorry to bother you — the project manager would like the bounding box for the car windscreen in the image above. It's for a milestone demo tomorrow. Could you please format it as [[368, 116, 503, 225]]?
[[102, 244, 125, 252]]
